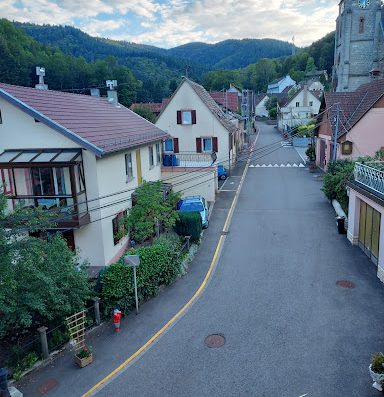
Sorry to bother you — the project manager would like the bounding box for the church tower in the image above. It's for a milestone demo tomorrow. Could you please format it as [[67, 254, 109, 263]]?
[[333, 0, 384, 92]]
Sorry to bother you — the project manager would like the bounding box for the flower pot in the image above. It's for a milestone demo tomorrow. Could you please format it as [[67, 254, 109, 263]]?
[[369, 364, 384, 391], [74, 352, 93, 368]]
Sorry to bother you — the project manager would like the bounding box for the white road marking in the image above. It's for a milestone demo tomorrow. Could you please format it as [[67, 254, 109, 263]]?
[[286, 163, 291, 167], [299, 163, 305, 167], [298, 394, 308, 397], [249, 164, 255, 168], [292, 163, 298, 167]]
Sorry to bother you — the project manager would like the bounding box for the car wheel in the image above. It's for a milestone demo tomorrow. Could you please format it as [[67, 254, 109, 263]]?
[[203, 221, 209, 229], [220, 175, 227, 180]]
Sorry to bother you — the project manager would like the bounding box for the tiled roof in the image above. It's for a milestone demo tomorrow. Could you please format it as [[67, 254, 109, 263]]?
[[185, 79, 237, 134], [253, 93, 268, 107], [0, 83, 168, 156], [324, 79, 384, 137], [209, 91, 239, 112]]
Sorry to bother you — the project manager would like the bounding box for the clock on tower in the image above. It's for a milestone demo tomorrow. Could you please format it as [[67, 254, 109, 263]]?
[[358, 0, 370, 8]]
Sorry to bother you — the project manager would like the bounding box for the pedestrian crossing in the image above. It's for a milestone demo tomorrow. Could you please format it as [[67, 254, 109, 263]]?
[[249, 163, 305, 168]]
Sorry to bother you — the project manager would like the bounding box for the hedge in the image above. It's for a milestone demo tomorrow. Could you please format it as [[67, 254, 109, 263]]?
[[174, 212, 202, 243], [100, 236, 183, 314]]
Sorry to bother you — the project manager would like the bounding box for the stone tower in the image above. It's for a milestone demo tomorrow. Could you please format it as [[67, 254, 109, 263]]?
[[333, 0, 384, 92]]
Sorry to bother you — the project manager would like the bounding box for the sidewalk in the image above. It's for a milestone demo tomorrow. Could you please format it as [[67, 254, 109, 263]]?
[[15, 157, 250, 397]]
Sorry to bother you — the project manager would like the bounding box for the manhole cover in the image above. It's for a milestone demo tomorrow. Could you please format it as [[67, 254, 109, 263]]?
[[37, 378, 59, 394], [336, 280, 356, 289], [205, 333, 226, 348]]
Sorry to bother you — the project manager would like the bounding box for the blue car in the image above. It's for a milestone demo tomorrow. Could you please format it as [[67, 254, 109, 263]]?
[[217, 164, 228, 180], [178, 196, 209, 228]]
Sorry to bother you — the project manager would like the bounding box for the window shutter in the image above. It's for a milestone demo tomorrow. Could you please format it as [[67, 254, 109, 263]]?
[[191, 110, 197, 124], [196, 138, 202, 153], [173, 138, 179, 153], [177, 111, 182, 124], [212, 137, 218, 153]]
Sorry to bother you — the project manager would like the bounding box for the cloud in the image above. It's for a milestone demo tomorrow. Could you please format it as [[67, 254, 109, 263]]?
[[0, 0, 338, 48]]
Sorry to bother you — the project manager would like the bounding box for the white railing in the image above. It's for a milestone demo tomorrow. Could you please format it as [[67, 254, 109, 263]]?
[[163, 152, 213, 167], [354, 162, 384, 195]]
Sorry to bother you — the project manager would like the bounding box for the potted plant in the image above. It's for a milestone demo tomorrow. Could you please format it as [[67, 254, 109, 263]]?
[[74, 346, 93, 368], [308, 163, 317, 173], [369, 352, 384, 391]]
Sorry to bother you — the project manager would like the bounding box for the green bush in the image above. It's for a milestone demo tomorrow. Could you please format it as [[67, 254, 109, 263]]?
[[268, 107, 277, 119], [100, 236, 183, 314], [371, 353, 384, 373], [322, 160, 355, 213], [174, 212, 202, 243]]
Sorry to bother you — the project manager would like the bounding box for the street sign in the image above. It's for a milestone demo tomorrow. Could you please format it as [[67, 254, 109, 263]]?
[[123, 255, 140, 267], [123, 255, 141, 314]]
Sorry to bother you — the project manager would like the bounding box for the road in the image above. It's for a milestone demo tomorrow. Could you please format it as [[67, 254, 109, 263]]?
[[94, 122, 384, 396]]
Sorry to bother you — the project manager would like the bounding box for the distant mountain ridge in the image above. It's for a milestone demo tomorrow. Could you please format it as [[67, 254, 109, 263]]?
[[14, 22, 295, 71]]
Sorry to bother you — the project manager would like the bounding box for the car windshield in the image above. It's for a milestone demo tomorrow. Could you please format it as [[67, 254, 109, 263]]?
[[180, 202, 204, 212]]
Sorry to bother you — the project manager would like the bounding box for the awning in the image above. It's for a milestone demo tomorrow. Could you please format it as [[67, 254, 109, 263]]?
[[0, 149, 82, 165]]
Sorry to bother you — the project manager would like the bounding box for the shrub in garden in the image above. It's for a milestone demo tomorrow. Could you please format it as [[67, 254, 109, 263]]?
[[100, 236, 183, 314], [322, 160, 355, 213], [174, 212, 202, 243]]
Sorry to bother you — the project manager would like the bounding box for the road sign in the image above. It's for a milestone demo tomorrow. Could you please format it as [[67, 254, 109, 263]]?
[[123, 255, 140, 314]]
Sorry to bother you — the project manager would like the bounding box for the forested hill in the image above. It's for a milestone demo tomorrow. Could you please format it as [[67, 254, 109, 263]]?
[[168, 39, 294, 69], [15, 22, 295, 71]]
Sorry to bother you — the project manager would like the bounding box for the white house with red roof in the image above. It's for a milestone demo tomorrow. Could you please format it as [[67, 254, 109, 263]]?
[[155, 78, 243, 203], [0, 82, 168, 268]]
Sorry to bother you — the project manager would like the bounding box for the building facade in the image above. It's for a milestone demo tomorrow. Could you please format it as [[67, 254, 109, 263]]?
[[333, 0, 384, 92]]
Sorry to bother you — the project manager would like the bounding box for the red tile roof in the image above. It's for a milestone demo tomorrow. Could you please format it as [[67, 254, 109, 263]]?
[[0, 83, 168, 156], [209, 91, 239, 112], [130, 102, 163, 114], [324, 79, 384, 137]]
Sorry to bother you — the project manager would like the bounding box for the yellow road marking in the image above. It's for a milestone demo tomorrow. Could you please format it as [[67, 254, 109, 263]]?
[[82, 133, 259, 397]]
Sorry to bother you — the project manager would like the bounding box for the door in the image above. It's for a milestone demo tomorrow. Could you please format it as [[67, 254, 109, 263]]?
[[319, 139, 326, 169], [136, 149, 142, 186], [359, 201, 381, 265]]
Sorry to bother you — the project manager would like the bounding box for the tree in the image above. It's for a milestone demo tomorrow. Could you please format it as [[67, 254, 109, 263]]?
[[265, 96, 278, 111], [0, 194, 90, 338], [124, 181, 180, 243], [132, 106, 156, 123]]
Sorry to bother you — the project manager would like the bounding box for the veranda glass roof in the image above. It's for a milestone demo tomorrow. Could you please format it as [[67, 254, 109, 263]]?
[[0, 149, 82, 165]]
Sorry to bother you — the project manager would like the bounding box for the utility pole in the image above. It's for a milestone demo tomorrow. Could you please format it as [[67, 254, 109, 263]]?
[[333, 103, 340, 161]]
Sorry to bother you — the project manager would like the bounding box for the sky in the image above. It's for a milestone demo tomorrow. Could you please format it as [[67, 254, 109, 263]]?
[[1, 0, 338, 48]]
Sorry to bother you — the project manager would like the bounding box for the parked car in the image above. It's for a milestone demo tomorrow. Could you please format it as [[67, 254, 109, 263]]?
[[178, 196, 209, 228], [217, 164, 228, 180]]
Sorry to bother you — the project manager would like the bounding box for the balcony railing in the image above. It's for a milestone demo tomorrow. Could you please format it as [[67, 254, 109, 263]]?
[[162, 152, 213, 167], [354, 162, 384, 196]]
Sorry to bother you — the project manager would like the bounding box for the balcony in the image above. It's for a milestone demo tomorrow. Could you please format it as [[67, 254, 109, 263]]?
[[0, 149, 90, 228], [354, 162, 384, 196], [162, 152, 214, 168]]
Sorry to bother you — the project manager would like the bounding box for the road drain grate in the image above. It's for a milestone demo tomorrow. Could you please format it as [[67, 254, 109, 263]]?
[[336, 280, 356, 289], [221, 231, 229, 235], [205, 333, 226, 348]]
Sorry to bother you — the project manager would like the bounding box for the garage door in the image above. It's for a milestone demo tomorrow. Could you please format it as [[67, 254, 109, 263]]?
[[359, 201, 381, 265]]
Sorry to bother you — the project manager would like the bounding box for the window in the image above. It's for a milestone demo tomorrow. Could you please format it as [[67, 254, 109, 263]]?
[[296, 102, 300, 107], [155, 143, 161, 164], [359, 17, 365, 33], [182, 111, 192, 124], [309, 101, 313, 107], [202, 138, 212, 153], [0, 110, 2, 124], [164, 138, 174, 152], [177, 110, 196, 125], [112, 210, 127, 245], [149, 145, 154, 167], [125, 153, 133, 181]]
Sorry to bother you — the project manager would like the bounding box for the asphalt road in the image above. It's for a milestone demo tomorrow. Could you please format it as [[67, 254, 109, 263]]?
[[95, 123, 384, 397]]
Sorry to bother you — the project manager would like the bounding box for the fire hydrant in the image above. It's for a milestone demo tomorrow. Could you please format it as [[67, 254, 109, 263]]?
[[113, 309, 122, 333]]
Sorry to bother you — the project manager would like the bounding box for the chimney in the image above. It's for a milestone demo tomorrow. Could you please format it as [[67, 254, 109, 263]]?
[[106, 80, 118, 106], [35, 66, 48, 90], [90, 88, 100, 97]]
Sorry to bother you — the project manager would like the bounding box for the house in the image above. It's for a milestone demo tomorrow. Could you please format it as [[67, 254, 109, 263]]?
[[277, 86, 321, 131], [209, 91, 240, 113], [253, 94, 269, 117], [347, 161, 384, 284], [267, 75, 296, 94], [156, 78, 243, 203], [129, 102, 164, 118], [315, 79, 384, 170], [0, 82, 168, 268]]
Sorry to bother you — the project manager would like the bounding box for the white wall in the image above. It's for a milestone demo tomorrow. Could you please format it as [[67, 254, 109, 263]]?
[[156, 82, 230, 168], [255, 97, 269, 117], [0, 98, 81, 152], [161, 167, 217, 203]]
